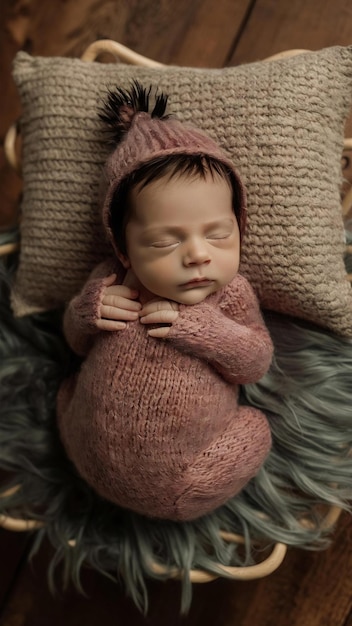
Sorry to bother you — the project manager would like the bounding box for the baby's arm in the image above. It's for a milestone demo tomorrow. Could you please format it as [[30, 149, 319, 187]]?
[[164, 276, 273, 384], [63, 260, 140, 355]]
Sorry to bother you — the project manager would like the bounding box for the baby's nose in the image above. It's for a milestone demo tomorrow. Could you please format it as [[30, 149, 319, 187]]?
[[183, 239, 211, 266]]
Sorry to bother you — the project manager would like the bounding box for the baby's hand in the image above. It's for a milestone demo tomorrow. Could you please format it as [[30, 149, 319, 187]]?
[[139, 299, 179, 338], [96, 274, 141, 331]]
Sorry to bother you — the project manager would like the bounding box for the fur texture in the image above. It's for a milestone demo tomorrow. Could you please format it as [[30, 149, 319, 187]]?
[[98, 80, 169, 144], [1, 237, 352, 612]]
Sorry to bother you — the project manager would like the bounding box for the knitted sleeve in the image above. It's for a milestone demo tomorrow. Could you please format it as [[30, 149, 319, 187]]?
[[166, 275, 273, 384], [62, 258, 120, 356]]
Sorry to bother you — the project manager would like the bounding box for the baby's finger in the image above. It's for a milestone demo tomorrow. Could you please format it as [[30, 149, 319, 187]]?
[[100, 305, 140, 321], [96, 319, 127, 331], [140, 310, 179, 325], [147, 326, 171, 338], [103, 273, 118, 287], [103, 294, 141, 311]]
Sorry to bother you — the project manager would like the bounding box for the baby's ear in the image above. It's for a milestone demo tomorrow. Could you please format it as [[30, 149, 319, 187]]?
[[116, 250, 131, 269]]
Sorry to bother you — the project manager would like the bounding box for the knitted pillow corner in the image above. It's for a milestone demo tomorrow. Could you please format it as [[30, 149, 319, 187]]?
[[11, 46, 352, 336]]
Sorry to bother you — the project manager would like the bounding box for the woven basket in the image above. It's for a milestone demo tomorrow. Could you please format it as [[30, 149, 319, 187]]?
[[0, 40, 352, 587]]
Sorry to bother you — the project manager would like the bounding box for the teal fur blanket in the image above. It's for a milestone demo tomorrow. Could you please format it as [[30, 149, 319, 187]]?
[[1, 240, 352, 612]]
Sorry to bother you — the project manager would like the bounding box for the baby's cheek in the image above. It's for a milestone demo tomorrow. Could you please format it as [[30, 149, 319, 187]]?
[[133, 264, 164, 298], [147, 260, 173, 285]]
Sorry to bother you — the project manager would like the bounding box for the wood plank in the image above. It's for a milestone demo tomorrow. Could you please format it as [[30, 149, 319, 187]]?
[[2, 0, 248, 63], [2, 516, 352, 626], [0, 538, 249, 626], [161, 0, 253, 67], [30, 0, 247, 66], [229, 0, 352, 64], [344, 609, 352, 625], [0, 3, 23, 229], [0, 529, 29, 609], [0, 473, 31, 609], [223, 513, 352, 626]]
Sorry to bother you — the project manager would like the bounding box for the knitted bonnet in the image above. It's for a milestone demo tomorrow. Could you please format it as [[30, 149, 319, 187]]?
[[99, 81, 247, 243]]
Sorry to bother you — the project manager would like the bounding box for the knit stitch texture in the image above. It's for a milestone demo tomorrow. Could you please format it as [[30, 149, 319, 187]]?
[[10, 46, 352, 336], [57, 260, 273, 520]]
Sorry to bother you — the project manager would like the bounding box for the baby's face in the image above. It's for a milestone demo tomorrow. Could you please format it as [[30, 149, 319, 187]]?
[[120, 172, 240, 305]]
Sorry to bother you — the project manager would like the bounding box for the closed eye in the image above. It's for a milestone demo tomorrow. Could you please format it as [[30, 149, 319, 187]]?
[[207, 232, 232, 240], [151, 240, 179, 248]]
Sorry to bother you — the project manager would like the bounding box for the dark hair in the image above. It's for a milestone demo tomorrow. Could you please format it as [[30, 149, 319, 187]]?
[[108, 154, 243, 256]]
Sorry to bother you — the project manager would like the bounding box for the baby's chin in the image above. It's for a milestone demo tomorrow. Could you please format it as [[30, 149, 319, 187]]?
[[174, 284, 220, 305]]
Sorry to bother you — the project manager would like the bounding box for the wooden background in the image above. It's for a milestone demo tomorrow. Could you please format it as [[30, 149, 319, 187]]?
[[1, 1, 352, 624]]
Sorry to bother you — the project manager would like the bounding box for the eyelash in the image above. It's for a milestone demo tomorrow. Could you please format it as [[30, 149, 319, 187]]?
[[207, 232, 231, 240], [151, 233, 231, 248], [151, 241, 179, 248]]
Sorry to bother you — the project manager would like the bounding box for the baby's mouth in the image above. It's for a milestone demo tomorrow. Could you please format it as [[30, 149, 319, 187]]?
[[181, 278, 213, 288]]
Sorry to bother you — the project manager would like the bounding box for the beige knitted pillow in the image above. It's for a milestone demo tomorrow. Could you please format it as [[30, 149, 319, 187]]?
[[11, 47, 352, 336]]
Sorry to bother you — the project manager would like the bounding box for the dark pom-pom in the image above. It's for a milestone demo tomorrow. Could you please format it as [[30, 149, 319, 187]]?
[[99, 80, 169, 144]]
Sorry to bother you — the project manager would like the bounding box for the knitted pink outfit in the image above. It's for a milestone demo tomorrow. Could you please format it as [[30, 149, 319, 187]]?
[[57, 258, 273, 521], [57, 84, 273, 521]]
